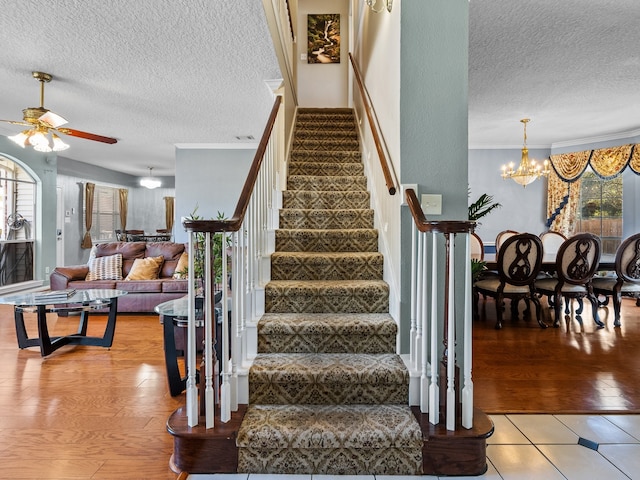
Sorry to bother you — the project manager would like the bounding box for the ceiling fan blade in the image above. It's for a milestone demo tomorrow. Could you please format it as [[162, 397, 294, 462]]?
[[39, 111, 68, 128], [56, 127, 118, 144], [0, 119, 31, 127]]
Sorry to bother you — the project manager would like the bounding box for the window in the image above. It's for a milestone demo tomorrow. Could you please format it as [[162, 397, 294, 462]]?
[[89, 185, 120, 242], [577, 170, 623, 255], [0, 156, 36, 287]]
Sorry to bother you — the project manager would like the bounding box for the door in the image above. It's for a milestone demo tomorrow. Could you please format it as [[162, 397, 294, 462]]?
[[56, 187, 64, 267]]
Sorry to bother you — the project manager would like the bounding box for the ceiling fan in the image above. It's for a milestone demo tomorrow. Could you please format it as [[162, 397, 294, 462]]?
[[0, 71, 117, 152]]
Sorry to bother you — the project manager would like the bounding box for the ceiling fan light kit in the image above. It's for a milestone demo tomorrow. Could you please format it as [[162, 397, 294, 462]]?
[[3, 71, 117, 153], [140, 167, 161, 189]]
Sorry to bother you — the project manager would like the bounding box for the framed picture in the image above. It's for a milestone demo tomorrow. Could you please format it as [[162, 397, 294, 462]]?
[[307, 14, 341, 64]]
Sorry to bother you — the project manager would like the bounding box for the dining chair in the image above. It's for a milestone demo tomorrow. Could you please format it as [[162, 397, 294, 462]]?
[[539, 230, 567, 263], [535, 233, 603, 328], [495, 229, 519, 255], [474, 233, 545, 329], [592, 233, 640, 326], [470, 232, 484, 261], [125, 229, 144, 241]]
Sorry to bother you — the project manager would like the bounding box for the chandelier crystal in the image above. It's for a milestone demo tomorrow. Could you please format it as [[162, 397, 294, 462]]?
[[501, 118, 550, 187]]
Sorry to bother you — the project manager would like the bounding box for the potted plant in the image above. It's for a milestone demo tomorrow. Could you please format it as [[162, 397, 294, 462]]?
[[468, 191, 501, 281]]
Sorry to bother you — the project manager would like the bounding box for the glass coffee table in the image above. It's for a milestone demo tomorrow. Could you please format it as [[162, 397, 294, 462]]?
[[156, 295, 223, 396], [0, 289, 127, 357]]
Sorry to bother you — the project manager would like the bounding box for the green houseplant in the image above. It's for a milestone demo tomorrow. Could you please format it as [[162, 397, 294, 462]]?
[[468, 191, 501, 281], [177, 206, 231, 289]]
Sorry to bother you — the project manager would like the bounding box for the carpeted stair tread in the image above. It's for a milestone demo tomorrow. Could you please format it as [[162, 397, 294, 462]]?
[[292, 138, 359, 151], [279, 208, 374, 230], [275, 228, 379, 252], [265, 279, 389, 314], [282, 190, 370, 210], [270, 252, 383, 281], [287, 175, 367, 192], [248, 353, 408, 404], [288, 162, 364, 176], [295, 128, 358, 140], [237, 403, 421, 449], [236, 404, 422, 475], [258, 313, 396, 353]]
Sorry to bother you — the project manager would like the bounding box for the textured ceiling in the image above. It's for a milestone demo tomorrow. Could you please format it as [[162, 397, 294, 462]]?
[[469, 0, 640, 148], [1, 1, 639, 177], [0, 0, 281, 176]]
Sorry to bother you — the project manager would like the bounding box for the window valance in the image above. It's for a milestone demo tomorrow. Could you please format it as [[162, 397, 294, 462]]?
[[550, 144, 640, 182]]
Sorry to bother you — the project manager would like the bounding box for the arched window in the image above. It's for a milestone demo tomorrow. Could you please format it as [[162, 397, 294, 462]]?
[[0, 156, 36, 288]]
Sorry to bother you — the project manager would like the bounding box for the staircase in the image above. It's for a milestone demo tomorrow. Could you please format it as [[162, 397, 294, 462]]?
[[235, 108, 424, 475]]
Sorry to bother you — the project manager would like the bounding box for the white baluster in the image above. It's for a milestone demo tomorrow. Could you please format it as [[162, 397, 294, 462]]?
[[428, 232, 439, 425], [220, 232, 231, 423], [462, 232, 474, 428], [204, 233, 214, 428], [410, 223, 417, 368], [446, 233, 456, 431], [186, 232, 198, 427], [420, 230, 429, 413], [414, 231, 423, 372]]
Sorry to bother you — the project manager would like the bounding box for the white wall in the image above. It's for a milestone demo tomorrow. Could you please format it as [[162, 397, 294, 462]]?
[[468, 148, 549, 247], [174, 146, 256, 243], [297, 0, 350, 107]]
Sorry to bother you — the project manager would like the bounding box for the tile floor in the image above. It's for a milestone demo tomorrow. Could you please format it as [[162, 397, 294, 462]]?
[[187, 414, 640, 479]]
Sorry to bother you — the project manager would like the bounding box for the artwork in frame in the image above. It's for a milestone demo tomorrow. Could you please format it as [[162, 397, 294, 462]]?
[[307, 14, 340, 64]]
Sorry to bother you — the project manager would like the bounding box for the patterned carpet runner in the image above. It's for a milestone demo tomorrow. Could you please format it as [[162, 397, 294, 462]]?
[[236, 108, 423, 475]]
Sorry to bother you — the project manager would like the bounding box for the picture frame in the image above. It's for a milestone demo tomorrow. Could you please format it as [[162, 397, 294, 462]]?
[[307, 14, 341, 64]]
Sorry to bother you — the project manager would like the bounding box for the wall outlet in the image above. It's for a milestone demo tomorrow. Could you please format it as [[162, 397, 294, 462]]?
[[421, 194, 443, 215], [45, 266, 50, 274]]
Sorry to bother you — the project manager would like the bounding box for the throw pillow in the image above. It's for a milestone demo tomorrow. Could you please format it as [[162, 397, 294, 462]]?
[[125, 255, 164, 281], [85, 254, 123, 281], [173, 252, 189, 279]]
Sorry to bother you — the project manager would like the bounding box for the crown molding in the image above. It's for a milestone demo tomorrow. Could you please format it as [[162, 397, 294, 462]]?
[[175, 143, 259, 150]]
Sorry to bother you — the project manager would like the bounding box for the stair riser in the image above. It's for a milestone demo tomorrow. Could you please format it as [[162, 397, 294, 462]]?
[[295, 129, 357, 140], [275, 230, 379, 253], [249, 352, 408, 404], [270, 254, 383, 281], [265, 285, 389, 314], [258, 334, 395, 354], [288, 163, 364, 176], [238, 448, 421, 475], [289, 151, 361, 163], [279, 210, 374, 230], [287, 176, 367, 192], [282, 191, 370, 210]]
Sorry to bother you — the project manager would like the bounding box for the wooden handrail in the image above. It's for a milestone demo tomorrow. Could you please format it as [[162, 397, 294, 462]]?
[[285, 0, 294, 40], [182, 95, 282, 233], [405, 188, 475, 234], [349, 53, 397, 195]]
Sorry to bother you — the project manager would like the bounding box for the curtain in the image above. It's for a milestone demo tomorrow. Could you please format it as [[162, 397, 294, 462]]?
[[164, 196, 175, 230], [546, 169, 581, 237], [81, 182, 95, 248], [119, 189, 128, 231], [550, 144, 637, 181]]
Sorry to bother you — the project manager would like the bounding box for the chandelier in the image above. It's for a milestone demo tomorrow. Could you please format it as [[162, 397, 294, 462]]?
[[140, 167, 161, 189], [501, 118, 550, 187]]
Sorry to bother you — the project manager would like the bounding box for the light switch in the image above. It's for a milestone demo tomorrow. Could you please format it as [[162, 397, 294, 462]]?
[[421, 194, 442, 215], [301, 53, 307, 61]]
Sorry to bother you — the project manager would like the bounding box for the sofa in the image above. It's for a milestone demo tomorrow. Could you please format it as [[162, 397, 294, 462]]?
[[49, 241, 189, 313]]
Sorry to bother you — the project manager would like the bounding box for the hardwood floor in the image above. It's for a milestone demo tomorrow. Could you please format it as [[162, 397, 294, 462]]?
[[0, 305, 182, 479], [0, 295, 638, 478], [473, 295, 640, 414]]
